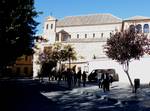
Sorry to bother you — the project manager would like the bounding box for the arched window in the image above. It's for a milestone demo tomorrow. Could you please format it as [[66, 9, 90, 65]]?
[[85, 34, 87, 38], [101, 33, 103, 37], [143, 24, 149, 33], [51, 24, 53, 29], [77, 34, 79, 38], [129, 25, 135, 32], [136, 24, 142, 33], [46, 24, 49, 29], [61, 34, 68, 41], [93, 33, 95, 38]]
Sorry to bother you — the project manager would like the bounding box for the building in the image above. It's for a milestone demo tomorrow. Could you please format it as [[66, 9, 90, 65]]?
[[11, 55, 33, 77], [34, 13, 150, 83]]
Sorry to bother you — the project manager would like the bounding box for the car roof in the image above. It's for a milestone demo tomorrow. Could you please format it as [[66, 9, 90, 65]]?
[[92, 69, 115, 73]]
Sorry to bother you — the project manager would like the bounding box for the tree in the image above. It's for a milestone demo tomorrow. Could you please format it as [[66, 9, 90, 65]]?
[[37, 43, 77, 79], [51, 43, 77, 70], [63, 44, 77, 62], [0, 0, 39, 72], [104, 30, 148, 90]]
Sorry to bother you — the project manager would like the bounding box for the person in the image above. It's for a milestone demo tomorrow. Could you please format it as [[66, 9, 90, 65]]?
[[98, 70, 103, 88], [100, 71, 105, 89], [82, 71, 87, 87], [66, 68, 72, 89], [106, 73, 110, 91], [98, 79, 102, 88], [102, 72, 110, 92], [77, 69, 82, 87], [73, 70, 77, 87], [109, 74, 113, 86]]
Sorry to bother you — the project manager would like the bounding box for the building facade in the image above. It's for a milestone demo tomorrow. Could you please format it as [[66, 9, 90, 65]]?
[[34, 13, 150, 83], [11, 55, 33, 77]]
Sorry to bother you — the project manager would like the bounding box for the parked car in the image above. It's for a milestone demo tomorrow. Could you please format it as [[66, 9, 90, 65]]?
[[88, 69, 119, 82]]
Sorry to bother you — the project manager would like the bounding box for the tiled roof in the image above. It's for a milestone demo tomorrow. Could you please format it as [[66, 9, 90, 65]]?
[[125, 16, 150, 20], [56, 14, 122, 27]]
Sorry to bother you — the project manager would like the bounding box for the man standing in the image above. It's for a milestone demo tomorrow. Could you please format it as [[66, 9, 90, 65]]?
[[82, 71, 87, 87], [77, 69, 82, 87]]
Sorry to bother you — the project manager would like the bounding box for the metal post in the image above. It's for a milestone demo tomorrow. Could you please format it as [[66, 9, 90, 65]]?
[[69, 55, 71, 69], [68, 48, 72, 70]]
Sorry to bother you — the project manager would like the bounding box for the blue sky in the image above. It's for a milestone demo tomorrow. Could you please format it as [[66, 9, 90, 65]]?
[[35, 0, 150, 35]]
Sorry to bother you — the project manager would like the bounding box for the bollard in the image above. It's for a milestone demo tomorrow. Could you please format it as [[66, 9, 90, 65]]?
[[134, 78, 140, 93]]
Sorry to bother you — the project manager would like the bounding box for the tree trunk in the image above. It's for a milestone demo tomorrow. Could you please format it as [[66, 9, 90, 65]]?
[[125, 71, 134, 88], [123, 61, 134, 92]]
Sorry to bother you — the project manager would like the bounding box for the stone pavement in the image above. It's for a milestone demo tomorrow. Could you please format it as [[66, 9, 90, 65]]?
[[1, 78, 150, 111]]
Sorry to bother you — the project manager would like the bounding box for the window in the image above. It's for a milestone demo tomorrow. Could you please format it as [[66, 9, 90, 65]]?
[[93, 33, 95, 38], [51, 24, 53, 29], [55, 34, 59, 41], [62, 34, 68, 41], [101, 33, 103, 37], [136, 24, 142, 33], [143, 24, 149, 33], [46, 24, 49, 29], [129, 25, 135, 32], [25, 56, 28, 61], [85, 34, 87, 38], [77, 34, 79, 38], [16, 67, 20, 74], [24, 67, 28, 74], [69, 35, 71, 39], [110, 32, 112, 37]]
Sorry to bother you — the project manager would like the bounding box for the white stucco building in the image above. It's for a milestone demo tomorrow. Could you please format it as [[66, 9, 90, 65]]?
[[34, 13, 150, 83]]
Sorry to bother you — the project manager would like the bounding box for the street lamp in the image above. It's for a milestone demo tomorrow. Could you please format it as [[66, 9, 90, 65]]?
[[68, 47, 72, 70]]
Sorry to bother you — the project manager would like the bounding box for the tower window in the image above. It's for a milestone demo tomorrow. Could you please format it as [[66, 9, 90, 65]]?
[[51, 24, 53, 29], [46, 24, 49, 29]]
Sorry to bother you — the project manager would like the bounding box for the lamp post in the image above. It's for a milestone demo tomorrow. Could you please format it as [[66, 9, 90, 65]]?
[[68, 47, 72, 70], [60, 49, 65, 71]]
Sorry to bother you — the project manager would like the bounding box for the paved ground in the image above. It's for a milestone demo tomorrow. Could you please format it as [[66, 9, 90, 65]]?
[[1, 78, 150, 111], [0, 78, 66, 111]]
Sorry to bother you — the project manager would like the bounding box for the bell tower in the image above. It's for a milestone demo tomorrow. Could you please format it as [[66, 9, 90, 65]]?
[[43, 16, 56, 43]]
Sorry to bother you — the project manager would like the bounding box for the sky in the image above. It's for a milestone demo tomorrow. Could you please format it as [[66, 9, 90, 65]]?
[[34, 0, 150, 35]]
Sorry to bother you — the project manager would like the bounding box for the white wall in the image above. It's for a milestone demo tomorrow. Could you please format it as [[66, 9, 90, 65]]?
[[66, 42, 107, 61], [56, 23, 122, 39], [87, 57, 150, 84]]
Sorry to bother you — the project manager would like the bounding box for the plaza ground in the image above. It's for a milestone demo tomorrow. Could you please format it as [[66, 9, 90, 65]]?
[[1, 78, 150, 111]]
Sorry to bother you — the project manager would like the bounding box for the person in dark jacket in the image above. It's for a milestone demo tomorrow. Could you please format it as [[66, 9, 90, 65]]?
[[82, 71, 87, 87], [102, 72, 110, 92], [77, 69, 82, 87]]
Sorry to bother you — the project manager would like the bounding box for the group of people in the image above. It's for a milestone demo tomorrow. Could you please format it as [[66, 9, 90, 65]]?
[[57, 68, 87, 89], [98, 72, 113, 92], [39, 65, 113, 92]]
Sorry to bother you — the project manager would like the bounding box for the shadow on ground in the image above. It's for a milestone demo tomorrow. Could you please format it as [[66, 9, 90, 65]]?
[[0, 78, 68, 111]]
